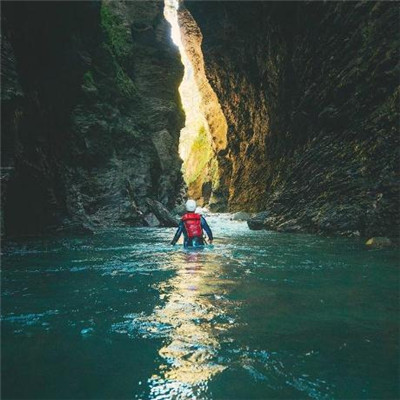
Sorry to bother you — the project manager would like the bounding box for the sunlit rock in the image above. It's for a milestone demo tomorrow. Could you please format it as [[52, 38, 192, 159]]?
[[164, 1, 229, 209]]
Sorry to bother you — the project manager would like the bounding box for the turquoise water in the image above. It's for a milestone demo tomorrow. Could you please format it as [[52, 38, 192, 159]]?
[[1, 214, 399, 399]]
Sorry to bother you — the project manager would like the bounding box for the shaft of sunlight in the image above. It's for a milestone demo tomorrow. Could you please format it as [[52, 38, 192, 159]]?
[[164, 0, 211, 169]]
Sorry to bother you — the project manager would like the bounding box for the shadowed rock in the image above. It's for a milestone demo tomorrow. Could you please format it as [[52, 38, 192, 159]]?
[[1, 1, 184, 236], [186, 1, 399, 238], [247, 212, 270, 230], [145, 198, 179, 227]]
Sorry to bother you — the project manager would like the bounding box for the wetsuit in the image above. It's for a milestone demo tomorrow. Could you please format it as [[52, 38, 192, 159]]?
[[170, 213, 213, 247]]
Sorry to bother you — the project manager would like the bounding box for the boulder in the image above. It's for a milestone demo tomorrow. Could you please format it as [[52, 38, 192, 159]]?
[[247, 211, 270, 230], [145, 198, 179, 227], [231, 212, 253, 221], [365, 237, 392, 248], [143, 213, 160, 227]]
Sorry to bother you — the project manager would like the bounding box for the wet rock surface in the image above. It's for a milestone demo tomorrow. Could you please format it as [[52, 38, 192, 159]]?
[[145, 198, 179, 227], [186, 2, 399, 237], [247, 212, 270, 231], [1, 1, 184, 236]]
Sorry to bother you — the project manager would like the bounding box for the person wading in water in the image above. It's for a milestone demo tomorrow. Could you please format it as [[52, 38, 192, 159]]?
[[170, 199, 213, 248]]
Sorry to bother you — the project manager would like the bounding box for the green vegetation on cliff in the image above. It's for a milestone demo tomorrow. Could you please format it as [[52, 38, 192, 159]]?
[[99, 3, 137, 99], [183, 125, 213, 186], [100, 3, 131, 62]]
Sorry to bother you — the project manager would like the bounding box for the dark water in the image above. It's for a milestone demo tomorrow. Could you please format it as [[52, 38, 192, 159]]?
[[1, 214, 399, 399]]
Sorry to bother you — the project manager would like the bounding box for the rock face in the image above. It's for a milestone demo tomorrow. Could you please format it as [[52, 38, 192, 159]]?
[[175, 6, 230, 211], [185, 1, 399, 237], [2, 1, 398, 238], [1, 1, 184, 235]]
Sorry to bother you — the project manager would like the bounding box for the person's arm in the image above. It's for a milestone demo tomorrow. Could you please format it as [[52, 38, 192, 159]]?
[[201, 216, 213, 243], [171, 222, 183, 245]]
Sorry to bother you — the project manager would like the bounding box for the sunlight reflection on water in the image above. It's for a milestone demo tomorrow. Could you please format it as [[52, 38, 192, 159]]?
[[148, 251, 231, 398]]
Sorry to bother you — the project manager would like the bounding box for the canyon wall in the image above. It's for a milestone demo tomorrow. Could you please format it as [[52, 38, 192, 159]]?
[[185, 1, 399, 237], [2, 0, 398, 238], [177, 7, 229, 211], [1, 0, 184, 235]]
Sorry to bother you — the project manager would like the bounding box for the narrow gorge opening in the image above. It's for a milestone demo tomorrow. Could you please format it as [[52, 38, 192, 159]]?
[[164, 0, 228, 211]]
